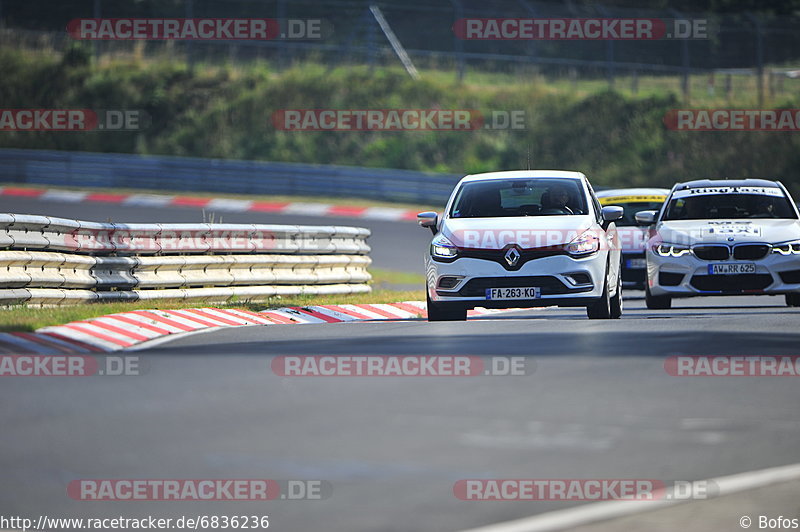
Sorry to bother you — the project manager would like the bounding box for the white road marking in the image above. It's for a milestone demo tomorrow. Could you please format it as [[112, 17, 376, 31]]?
[[458, 462, 800, 532]]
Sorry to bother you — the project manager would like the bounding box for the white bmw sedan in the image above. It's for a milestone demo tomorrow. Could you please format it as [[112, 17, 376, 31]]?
[[636, 179, 800, 309], [418, 171, 624, 321]]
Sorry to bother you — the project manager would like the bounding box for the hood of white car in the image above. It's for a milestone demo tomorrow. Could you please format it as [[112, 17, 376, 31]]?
[[442, 215, 595, 249], [655, 219, 800, 246]]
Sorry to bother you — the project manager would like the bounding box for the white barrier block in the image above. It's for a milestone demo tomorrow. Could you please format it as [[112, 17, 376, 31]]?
[[73, 221, 116, 254], [111, 223, 163, 255], [156, 224, 211, 254], [182, 255, 235, 287], [61, 254, 97, 289], [0, 214, 17, 248], [7, 214, 51, 249], [26, 251, 67, 288], [42, 217, 82, 251], [0, 250, 34, 288], [18, 288, 67, 306], [134, 256, 186, 288], [206, 224, 259, 253], [0, 288, 32, 305]]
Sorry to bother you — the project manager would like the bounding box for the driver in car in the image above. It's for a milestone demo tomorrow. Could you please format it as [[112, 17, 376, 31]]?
[[542, 185, 573, 214], [753, 196, 776, 217]]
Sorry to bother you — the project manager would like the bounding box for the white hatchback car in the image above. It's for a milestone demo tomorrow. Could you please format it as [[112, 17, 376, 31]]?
[[418, 171, 624, 321], [636, 179, 800, 309]]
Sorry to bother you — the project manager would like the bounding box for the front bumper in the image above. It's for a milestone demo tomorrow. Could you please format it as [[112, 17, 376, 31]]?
[[646, 248, 800, 297], [425, 253, 607, 310]]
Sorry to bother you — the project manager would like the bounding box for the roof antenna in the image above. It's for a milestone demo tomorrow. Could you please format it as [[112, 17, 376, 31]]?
[[527, 145, 531, 171]]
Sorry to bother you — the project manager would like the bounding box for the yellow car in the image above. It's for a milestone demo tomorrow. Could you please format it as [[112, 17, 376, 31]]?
[[597, 188, 669, 289]]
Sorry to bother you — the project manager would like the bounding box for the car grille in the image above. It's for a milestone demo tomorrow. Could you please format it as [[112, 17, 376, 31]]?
[[692, 244, 771, 261], [693, 245, 730, 261], [659, 272, 684, 286], [733, 244, 770, 260], [459, 247, 566, 271], [457, 276, 577, 297], [690, 274, 773, 292]]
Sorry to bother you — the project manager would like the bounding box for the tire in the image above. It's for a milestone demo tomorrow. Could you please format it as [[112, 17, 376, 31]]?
[[609, 268, 623, 319], [427, 293, 467, 321], [786, 293, 800, 307], [645, 285, 672, 309], [586, 273, 612, 319]]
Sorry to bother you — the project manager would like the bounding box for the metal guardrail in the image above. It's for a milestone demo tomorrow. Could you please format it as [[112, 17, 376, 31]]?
[[0, 148, 460, 205], [0, 214, 370, 255], [0, 215, 372, 306]]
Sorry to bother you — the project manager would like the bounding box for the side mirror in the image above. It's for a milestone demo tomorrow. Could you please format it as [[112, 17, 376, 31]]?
[[634, 210, 657, 225], [601, 206, 624, 222], [417, 212, 438, 234]]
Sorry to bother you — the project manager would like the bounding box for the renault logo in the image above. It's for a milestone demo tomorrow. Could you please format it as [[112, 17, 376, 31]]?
[[504, 246, 521, 267]]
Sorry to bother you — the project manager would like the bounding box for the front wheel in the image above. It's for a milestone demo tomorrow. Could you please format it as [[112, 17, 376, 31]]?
[[586, 275, 612, 319], [645, 285, 672, 309], [786, 293, 800, 307], [427, 293, 467, 321], [609, 269, 623, 319]]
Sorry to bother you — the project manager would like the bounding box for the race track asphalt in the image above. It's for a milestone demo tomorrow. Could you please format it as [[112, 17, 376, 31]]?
[[1, 295, 798, 531]]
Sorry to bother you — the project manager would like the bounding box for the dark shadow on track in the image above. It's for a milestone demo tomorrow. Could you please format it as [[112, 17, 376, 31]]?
[[141, 330, 800, 358]]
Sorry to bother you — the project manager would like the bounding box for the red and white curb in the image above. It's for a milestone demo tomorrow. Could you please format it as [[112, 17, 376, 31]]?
[[0, 303, 512, 354], [0, 186, 420, 222]]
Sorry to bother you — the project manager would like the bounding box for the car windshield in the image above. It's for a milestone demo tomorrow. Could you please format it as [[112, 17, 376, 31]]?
[[449, 179, 588, 218], [663, 188, 797, 220]]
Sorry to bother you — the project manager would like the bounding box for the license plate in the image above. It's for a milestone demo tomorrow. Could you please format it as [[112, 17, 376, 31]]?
[[708, 263, 756, 275], [626, 258, 647, 269], [485, 287, 541, 300]]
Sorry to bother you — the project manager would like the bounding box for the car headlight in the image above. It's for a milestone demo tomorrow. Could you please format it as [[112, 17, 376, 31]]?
[[772, 240, 800, 255], [653, 243, 692, 257], [431, 234, 459, 259], [565, 232, 600, 257]]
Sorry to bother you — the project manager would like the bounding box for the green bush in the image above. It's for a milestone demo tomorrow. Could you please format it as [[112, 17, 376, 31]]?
[[1, 49, 799, 198]]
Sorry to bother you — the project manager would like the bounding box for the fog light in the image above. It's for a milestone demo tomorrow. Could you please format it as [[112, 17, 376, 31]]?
[[437, 276, 462, 289], [564, 273, 592, 286]]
